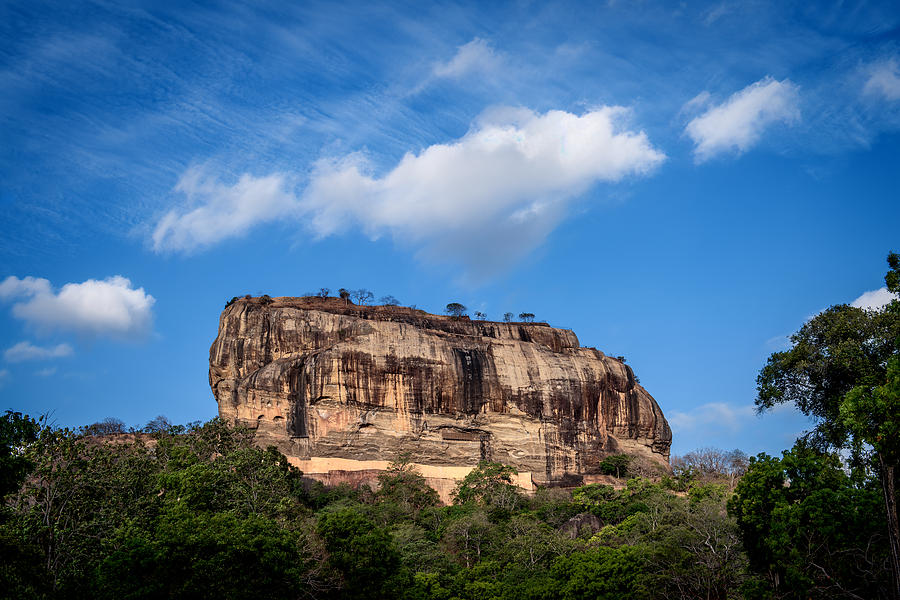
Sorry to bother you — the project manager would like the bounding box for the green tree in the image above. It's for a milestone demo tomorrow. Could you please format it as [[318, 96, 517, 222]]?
[[446, 303, 467, 318], [374, 454, 439, 523], [97, 510, 319, 600], [317, 507, 405, 599], [729, 444, 889, 598], [442, 509, 496, 568], [599, 454, 632, 479], [453, 461, 523, 515], [549, 546, 645, 600], [0, 411, 41, 498], [756, 252, 900, 594], [518, 312, 535, 323]]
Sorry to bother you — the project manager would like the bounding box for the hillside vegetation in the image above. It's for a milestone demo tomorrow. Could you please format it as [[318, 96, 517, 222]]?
[[0, 414, 891, 599]]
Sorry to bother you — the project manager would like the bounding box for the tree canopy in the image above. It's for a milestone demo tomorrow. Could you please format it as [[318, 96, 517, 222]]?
[[755, 252, 900, 596], [446, 302, 467, 318]]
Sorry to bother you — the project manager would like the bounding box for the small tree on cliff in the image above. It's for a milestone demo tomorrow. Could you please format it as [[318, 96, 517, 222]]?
[[518, 312, 535, 323], [351, 289, 374, 305], [339, 288, 350, 303], [599, 454, 632, 479], [503, 312, 514, 322], [446, 303, 467, 319]]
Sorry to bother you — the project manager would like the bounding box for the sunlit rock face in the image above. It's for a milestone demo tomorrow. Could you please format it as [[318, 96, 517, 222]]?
[[209, 297, 671, 490]]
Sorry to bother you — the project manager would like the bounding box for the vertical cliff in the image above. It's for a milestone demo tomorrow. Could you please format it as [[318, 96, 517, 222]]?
[[209, 296, 671, 489]]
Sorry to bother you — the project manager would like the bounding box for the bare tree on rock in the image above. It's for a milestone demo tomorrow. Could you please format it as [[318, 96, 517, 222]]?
[[352, 289, 374, 305]]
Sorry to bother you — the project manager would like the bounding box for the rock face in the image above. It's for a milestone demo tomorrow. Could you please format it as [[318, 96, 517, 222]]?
[[209, 297, 671, 493]]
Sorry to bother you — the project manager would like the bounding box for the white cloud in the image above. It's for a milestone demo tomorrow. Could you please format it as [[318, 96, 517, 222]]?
[[35, 367, 57, 377], [0, 275, 52, 299], [150, 107, 664, 274], [685, 77, 800, 162], [152, 167, 298, 253], [680, 90, 711, 116], [301, 106, 665, 275], [863, 59, 900, 102], [851, 286, 897, 310], [0, 275, 155, 337], [4, 341, 73, 362], [432, 38, 502, 79], [669, 402, 756, 435]]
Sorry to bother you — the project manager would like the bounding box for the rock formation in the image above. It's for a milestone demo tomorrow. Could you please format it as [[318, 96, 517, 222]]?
[[209, 296, 671, 499]]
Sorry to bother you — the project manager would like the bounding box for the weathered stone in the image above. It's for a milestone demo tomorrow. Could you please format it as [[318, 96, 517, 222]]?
[[209, 296, 671, 497]]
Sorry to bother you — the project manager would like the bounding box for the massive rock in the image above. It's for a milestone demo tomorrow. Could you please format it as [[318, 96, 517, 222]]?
[[209, 296, 671, 498]]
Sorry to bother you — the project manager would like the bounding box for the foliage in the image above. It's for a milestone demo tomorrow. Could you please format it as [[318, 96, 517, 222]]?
[[375, 454, 439, 521], [0, 410, 41, 498], [755, 252, 900, 594], [453, 461, 523, 515], [380, 295, 400, 306], [518, 312, 535, 322], [474, 311, 487, 321], [550, 546, 645, 599], [317, 287, 330, 298], [503, 312, 513, 322], [729, 443, 890, 598], [339, 288, 350, 302], [3, 410, 896, 599], [317, 507, 406, 598], [599, 454, 632, 478], [445, 302, 467, 318]]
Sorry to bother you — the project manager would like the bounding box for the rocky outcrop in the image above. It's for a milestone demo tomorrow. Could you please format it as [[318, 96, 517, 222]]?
[[209, 297, 671, 494]]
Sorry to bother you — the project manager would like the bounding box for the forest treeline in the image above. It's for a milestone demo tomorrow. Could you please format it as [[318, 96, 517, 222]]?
[[0, 414, 892, 600]]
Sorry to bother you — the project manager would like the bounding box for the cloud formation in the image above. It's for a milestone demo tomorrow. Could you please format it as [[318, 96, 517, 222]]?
[[0, 275, 155, 337], [863, 59, 900, 102], [432, 38, 502, 79], [851, 286, 897, 310], [685, 77, 800, 162], [301, 106, 665, 274], [4, 341, 73, 363], [151, 107, 664, 275], [152, 168, 298, 253]]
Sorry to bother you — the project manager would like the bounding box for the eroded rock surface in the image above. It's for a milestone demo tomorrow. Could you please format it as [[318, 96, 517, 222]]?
[[209, 297, 671, 489]]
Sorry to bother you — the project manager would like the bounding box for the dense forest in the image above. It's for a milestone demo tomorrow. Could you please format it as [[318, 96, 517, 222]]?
[[0, 413, 892, 600]]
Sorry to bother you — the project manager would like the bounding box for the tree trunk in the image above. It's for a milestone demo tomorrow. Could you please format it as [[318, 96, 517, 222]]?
[[880, 456, 900, 600]]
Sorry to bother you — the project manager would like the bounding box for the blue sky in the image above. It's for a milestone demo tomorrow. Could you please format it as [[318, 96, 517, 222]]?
[[1, 0, 898, 456]]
